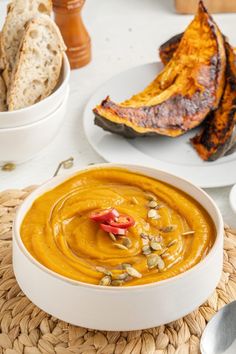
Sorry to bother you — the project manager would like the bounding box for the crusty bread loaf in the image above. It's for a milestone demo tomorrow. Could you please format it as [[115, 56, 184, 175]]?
[[8, 15, 66, 111], [0, 33, 4, 70], [1, 0, 52, 75], [0, 75, 7, 111]]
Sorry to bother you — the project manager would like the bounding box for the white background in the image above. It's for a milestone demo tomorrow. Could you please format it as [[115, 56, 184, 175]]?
[[0, 0, 236, 226]]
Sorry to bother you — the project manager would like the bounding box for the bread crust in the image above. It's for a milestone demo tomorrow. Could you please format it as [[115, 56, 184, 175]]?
[[8, 15, 66, 111]]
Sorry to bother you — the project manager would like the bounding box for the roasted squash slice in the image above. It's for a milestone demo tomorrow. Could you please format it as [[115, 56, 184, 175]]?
[[191, 43, 236, 161], [94, 1, 226, 138], [159, 33, 183, 65]]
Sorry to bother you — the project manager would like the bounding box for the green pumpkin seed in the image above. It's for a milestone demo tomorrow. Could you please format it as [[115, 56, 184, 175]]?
[[111, 280, 124, 286], [148, 200, 158, 208], [122, 263, 132, 270], [148, 209, 160, 220], [95, 266, 112, 276], [140, 233, 149, 240], [126, 267, 142, 278], [2, 163, 16, 171], [109, 232, 116, 241], [99, 275, 112, 286], [122, 237, 132, 249], [146, 192, 157, 201], [156, 256, 165, 270], [113, 273, 129, 281], [142, 245, 151, 256], [161, 225, 177, 233], [147, 254, 160, 269], [114, 243, 128, 250], [150, 240, 162, 251]]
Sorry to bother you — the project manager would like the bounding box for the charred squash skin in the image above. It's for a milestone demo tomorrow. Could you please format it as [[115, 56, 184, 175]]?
[[159, 33, 183, 65], [191, 43, 236, 161], [94, 1, 226, 138]]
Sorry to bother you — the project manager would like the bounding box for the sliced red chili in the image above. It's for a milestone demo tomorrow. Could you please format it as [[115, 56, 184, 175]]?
[[90, 208, 119, 223], [100, 223, 126, 235], [109, 214, 135, 229]]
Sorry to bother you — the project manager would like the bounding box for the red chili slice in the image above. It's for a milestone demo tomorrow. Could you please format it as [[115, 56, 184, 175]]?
[[109, 214, 135, 229], [100, 223, 126, 235], [90, 208, 119, 223]]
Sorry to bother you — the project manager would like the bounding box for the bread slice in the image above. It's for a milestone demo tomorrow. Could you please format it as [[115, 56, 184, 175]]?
[[8, 15, 66, 111], [0, 33, 4, 70], [1, 0, 52, 74], [0, 75, 7, 111]]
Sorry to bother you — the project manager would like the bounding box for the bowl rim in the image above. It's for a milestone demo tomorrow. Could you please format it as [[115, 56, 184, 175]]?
[[13, 163, 224, 291], [0, 53, 70, 117], [0, 86, 69, 132]]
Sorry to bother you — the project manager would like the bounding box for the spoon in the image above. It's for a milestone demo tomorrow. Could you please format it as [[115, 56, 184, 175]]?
[[200, 301, 236, 354]]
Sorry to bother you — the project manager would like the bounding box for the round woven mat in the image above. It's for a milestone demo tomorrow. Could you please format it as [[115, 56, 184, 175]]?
[[0, 187, 236, 354]]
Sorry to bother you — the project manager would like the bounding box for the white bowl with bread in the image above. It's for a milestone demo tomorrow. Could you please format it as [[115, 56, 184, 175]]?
[[0, 0, 70, 163], [13, 164, 224, 330], [0, 87, 69, 164], [0, 53, 70, 129]]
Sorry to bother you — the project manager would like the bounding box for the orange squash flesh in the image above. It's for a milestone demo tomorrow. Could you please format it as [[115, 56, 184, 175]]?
[[191, 43, 236, 161], [94, 1, 226, 138]]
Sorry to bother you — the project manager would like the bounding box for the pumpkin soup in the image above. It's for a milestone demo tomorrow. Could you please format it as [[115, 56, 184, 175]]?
[[20, 168, 215, 286]]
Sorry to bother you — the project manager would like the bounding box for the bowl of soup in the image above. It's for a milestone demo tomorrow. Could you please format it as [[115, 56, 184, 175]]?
[[13, 164, 223, 330]]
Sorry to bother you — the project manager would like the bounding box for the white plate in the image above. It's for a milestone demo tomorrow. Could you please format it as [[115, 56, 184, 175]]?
[[229, 184, 236, 214], [83, 62, 236, 188]]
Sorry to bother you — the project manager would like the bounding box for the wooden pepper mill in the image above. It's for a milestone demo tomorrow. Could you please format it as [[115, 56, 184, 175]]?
[[53, 0, 91, 69]]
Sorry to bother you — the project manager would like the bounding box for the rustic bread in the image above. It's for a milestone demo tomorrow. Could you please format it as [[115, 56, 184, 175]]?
[[1, 0, 52, 76], [0, 75, 7, 111], [0, 33, 4, 70], [8, 15, 66, 111]]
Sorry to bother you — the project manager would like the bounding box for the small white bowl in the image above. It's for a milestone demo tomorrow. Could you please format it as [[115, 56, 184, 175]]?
[[229, 184, 236, 214], [0, 87, 69, 165], [13, 164, 224, 331], [0, 53, 70, 129]]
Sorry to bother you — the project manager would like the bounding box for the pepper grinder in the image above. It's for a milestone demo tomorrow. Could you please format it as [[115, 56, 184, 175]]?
[[53, 0, 91, 69]]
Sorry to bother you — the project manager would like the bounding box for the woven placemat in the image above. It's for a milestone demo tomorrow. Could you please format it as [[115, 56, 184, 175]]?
[[0, 188, 236, 354]]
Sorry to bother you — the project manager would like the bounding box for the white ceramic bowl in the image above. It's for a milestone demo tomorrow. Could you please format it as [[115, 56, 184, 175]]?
[[0, 53, 70, 129], [0, 87, 69, 165], [13, 164, 224, 331]]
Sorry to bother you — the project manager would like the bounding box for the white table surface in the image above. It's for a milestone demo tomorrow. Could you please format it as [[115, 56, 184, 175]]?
[[0, 0, 235, 227]]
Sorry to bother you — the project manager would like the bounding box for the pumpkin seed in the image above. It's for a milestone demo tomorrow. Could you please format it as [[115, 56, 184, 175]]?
[[2, 163, 16, 171], [111, 280, 124, 286], [182, 231, 195, 236], [114, 243, 128, 250], [148, 209, 160, 220], [113, 273, 129, 280], [99, 275, 112, 286], [126, 267, 142, 278], [156, 256, 165, 270], [96, 266, 112, 276], [109, 232, 116, 241], [150, 240, 162, 251], [149, 235, 162, 242], [142, 245, 152, 256], [147, 254, 159, 269], [148, 200, 158, 208], [122, 237, 132, 249], [143, 223, 150, 231], [161, 225, 177, 233], [122, 263, 132, 270], [146, 192, 157, 201]]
